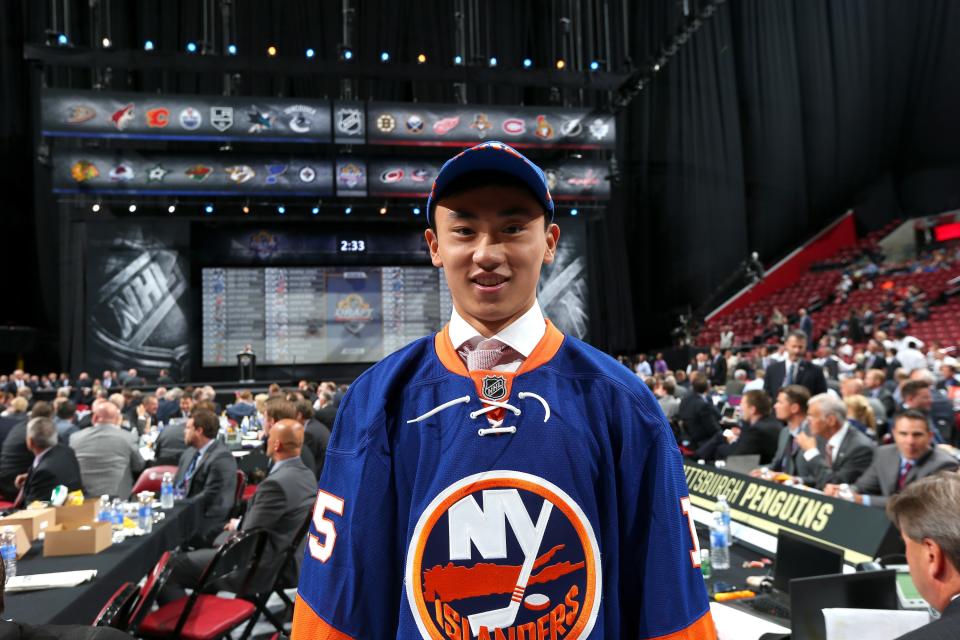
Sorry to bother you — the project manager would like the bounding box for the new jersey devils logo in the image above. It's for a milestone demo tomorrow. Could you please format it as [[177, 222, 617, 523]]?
[[406, 472, 601, 639]]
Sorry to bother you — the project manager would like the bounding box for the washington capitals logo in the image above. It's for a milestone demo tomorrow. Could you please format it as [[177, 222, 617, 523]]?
[[406, 472, 601, 639]]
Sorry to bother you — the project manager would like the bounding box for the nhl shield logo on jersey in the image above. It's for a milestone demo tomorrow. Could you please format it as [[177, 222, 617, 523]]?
[[481, 375, 507, 401], [406, 471, 601, 640]]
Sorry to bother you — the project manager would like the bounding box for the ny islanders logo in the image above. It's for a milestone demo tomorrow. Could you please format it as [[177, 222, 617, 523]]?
[[406, 472, 601, 639]]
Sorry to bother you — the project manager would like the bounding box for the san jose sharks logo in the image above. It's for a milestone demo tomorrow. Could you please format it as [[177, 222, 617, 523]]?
[[406, 472, 601, 639]]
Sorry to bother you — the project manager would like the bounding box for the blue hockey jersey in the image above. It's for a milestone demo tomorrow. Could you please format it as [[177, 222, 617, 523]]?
[[293, 321, 716, 639]]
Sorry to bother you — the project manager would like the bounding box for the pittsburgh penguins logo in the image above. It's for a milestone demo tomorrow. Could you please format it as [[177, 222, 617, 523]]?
[[406, 472, 601, 640]]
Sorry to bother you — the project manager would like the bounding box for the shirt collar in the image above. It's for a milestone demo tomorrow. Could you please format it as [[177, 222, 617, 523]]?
[[269, 455, 299, 475], [448, 301, 546, 358], [827, 421, 850, 452], [196, 439, 215, 459]]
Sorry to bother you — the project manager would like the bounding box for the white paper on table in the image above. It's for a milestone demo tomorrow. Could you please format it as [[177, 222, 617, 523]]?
[[709, 602, 790, 640], [139, 446, 156, 461], [232, 450, 251, 458], [823, 608, 930, 640], [5, 570, 98, 592]]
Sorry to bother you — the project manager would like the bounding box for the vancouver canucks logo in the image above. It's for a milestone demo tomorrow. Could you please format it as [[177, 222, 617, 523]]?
[[406, 472, 601, 640], [334, 293, 373, 335], [481, 375, 507, 401]]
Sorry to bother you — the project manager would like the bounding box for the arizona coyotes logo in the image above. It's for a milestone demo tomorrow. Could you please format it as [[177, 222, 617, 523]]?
[[406, 472, 601, 640]]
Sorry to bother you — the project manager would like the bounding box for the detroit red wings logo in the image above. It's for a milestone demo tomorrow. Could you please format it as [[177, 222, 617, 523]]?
[[406, 472, 601, 639]]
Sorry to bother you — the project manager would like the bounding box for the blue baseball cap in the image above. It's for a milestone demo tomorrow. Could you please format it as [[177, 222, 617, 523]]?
[[426, 141, 554, 225]]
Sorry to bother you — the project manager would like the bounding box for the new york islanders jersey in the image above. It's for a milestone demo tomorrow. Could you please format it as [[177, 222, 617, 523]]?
[[293, 321, 716, 639]]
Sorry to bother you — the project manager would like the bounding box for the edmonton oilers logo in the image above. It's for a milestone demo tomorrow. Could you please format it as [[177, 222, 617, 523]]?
[[405, 471, 601, 639]]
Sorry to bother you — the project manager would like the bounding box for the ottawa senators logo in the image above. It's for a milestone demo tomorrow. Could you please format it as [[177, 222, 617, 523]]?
[[406, 471, 601, 639]]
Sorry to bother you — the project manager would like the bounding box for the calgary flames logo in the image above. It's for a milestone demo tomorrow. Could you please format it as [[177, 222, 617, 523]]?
[[406, 472, 601, 640], [334, 293, 373, 335]]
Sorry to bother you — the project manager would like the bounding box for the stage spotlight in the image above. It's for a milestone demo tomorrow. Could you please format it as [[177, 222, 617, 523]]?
[[523, 58, 533, 69], [305, 48, 315, 58], [488, 56, 498, 67], [144, 40, 154, 51], [412, 206, 421, 216], [91, 203, 100, 213], [242, 205, 250, 214], [186, 41, 198, 53], [168, 204, 176, 213], [312, 206, 320, 215], [204, 204, 214, 214], [344, 206, 352, 215], [277, 205, 286, 215], [128, 204, 137, 213], [227, 44, 238, 55], [570, 208, 579, 216], [453, 55, 463, 65], [379, 205, 388, 215], [380, 51, 390, 62], [101, 37, 111, 48], [267, 45, 277, 57], [417, 53, 427, 64], [340, 47, 353, 60], [556, 59, 566, 70], [589, 60, 600, 71], [57, 34, 68, 46]]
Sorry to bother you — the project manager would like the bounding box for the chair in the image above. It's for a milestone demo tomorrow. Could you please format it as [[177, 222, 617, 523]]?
[[234, 470, 247, 507], [131, 465, 180, 498], [128, 551, 175, 633], [93, 581, 139, 629], [138, 529, 269, 639]]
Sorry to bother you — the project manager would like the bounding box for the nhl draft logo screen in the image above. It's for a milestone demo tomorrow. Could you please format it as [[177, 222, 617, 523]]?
[[406, 472, 601, 640]]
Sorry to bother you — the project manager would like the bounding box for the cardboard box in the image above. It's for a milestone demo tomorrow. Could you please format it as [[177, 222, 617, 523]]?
[[55, 502, 98, 526], [0, 508, 56, 541], [0, 524, 32, 560], [43, 521, 112, 557]]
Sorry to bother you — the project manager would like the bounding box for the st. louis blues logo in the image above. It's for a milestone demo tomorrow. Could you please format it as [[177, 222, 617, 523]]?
[[481, 375, 507, 401], [406, 472, 601, 640]]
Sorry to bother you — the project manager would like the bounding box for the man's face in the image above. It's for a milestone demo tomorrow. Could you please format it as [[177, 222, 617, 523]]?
[[785, 336, 805, 361], [774, 393, 794, 421], [144, 397, 158, 415], [184, 418, 200, 447], [905, 388, 933, 413], [426, 185, 559, 334], [741, 399, 756, 423], [807, 403, 830, 436], [180, 397, 193, 414], [893, 417, 933, 460]]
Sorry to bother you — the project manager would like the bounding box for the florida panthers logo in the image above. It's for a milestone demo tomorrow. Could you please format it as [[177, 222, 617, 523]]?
[[406, 472, 601, 639]]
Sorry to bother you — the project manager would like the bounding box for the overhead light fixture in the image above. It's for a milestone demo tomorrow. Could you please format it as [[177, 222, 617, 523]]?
[[523, 58, 533, 69], [417, 53, 427, 64], [570, 208, 579, 216], [57, 34, 69, 46], [339, 46, 353, 61], [453, 55, 463, 65], [589, 60, 600, 71], [168, 204, 176, 213], [186, 41, 197, 53], [144, 40, 155, 51], [380, 51, 390, 62], [204, 204, 214, 214], [556, 59, 566, 70], [305, 47, 315, 58], [312, 206, 320, 215], [412, 206, 421, 216], [277, 205, 286, 215], [91, 203, 100, 213], [267, 45, 277, 57], [242, 205, 250, 214], [488, 56, 498, 67], [227, 43, 238, 55], [128, 203, 137, 213], [344, 206, 352, 215], [101, 37, 111, 48]]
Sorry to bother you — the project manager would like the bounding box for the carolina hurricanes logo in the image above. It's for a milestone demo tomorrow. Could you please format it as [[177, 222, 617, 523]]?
[[406, 471, 601, 640]]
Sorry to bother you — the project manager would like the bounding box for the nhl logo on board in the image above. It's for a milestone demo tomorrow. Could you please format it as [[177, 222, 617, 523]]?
[[481, 375, 507, 401]]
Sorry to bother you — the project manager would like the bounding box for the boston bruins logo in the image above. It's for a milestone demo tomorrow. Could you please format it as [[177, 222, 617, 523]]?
[[405, 471, 601, 639]]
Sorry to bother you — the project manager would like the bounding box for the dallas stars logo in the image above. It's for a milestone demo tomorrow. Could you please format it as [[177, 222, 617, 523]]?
[[147, 164, 169, 182]]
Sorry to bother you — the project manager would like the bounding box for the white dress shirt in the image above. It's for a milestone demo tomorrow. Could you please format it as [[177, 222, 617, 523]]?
[[804, 421, 849, 462], [449, 302, 546, 373]]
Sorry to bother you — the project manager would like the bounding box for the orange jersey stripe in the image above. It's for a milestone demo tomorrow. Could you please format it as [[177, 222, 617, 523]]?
[[644, 609, 717, 640], [291, 594, 356, 640]]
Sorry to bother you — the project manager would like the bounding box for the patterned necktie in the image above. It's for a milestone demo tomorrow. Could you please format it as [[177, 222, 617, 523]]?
[[785, 363, 795, 386], [825, 444, 834, 467], [463, 338, 508, 372], [177, 450, 202, 491], [898, 461, 913, 490]]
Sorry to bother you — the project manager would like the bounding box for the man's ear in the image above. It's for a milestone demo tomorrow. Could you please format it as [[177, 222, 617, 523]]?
[[542, 223, 560, 265], [925, 538, 947, 581], [424, 228, 443, 268]]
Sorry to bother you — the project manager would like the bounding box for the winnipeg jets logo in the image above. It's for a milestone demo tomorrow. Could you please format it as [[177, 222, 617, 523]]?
[[406, 472, 601, 640]]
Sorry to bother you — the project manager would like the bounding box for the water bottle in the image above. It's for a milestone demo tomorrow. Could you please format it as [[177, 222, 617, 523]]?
[[710, 511, 731, 570], [716, 494, 732, 540], [97, 495, 112, 523], [0, 526, 16, 581], [137, 492, 153, 533], [111, 498, 124, 529], [240, 416, 250, 435], [700, 548, 712, 580], [160, 473, 175, 509]]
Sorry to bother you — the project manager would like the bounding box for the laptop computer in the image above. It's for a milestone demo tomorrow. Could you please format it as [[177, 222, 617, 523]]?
[[725, 454, 761, 474], [747, 529, 846, 619], [790, 570, 898, 640]]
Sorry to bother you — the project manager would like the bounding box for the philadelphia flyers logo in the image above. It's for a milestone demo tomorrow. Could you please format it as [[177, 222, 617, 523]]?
[[405, 471, 601, 639]]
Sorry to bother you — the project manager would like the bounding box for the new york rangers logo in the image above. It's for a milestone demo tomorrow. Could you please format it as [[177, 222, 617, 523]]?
[[406, 472, 601, 640], [481, 375, 507, 401]]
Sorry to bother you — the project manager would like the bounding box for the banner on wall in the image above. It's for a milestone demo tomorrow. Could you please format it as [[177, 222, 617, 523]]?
[[54, 152, 610, 200], [42, 89, 333, 143]]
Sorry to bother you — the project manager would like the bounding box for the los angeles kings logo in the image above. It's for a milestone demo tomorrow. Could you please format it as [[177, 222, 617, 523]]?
[[406, 471, 601, 639]]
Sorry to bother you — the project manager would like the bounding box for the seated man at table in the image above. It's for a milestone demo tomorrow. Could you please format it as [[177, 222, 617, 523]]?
[[70, 399, 144, 498], [794, 392, 875, 488], [677, 372, 722, 451], [13, 417, 83, 506], [264, 398, 316, 475], [886, 473, 960, 639], [714, 390, 782, 464], [226, 389, 258, 423], [174, 408, 237, 545], [754, 385, 821, 478], [160, 418, 315, 603], [825, 410, 959, 507]]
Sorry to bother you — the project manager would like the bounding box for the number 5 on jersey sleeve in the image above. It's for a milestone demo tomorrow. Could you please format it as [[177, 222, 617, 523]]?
[[308, 489, 345, 563], [680, 496, 702, 568]]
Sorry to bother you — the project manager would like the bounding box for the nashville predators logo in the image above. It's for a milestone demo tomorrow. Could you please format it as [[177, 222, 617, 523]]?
[[406, 471, 601, 640]]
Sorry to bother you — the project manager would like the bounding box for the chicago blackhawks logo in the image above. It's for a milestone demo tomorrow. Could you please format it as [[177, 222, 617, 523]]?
[[406, 472, 601, 640]]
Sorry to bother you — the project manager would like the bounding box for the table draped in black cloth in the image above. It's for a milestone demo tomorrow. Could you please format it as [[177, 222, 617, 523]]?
[[4, 498, 203, 624]]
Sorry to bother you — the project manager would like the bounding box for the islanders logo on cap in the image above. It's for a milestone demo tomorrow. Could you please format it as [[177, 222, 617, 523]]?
[[405, 471, 601, 639]]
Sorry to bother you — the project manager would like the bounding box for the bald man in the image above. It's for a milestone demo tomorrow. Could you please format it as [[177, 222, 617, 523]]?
[[70, 399, 144, 497], [160, 418, 316, 603]]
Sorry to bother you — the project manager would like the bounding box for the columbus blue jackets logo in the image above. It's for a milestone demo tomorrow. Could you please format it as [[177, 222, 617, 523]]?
[[481, 375, 507, 401], [406, 472, 601, 640]]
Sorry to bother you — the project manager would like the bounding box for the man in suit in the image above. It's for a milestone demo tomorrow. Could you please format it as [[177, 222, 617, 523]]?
[[826, 411, 959, 507], [174, 408, 238, 545], [160, 418, 314, 602], [905, 372, 956, 445], [724, 369, 748, 397], [677, 372, 721, 451], [0, 406, 31, 500], [153, 417, 188, 466], [861, 340, 888, 372], [714, 390, 782, 465], [314, 388, 338, 430], [887, 473, 960, 640], [295, 399, 330, 479], [13, 417, 83, 506], [798, 308, 814, 350], [796, 393, 875, 489], [226, 389, 258, 423], [763, 330, 827, 397], [709, 345, 727, 387], [757, 384, 823, 478], [70, 399, 145, 497]]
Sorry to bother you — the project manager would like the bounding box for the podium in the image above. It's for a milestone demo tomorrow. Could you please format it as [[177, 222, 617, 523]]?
[[237, 350, 256, 382]]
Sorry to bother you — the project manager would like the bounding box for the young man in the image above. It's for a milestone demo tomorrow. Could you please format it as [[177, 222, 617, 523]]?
[[293, 141, 714, 639]]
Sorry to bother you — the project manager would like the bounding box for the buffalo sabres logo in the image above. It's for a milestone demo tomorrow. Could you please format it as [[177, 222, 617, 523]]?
[[406, 472, 601, 640], [481, 375, 507, 401]]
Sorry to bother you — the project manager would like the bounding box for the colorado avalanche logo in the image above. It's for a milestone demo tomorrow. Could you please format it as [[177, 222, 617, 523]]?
[[406, 472, 601, 640]]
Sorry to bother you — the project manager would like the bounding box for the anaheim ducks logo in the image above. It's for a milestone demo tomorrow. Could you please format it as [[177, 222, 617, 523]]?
[[406, 471, 601, 640], [334, 293, 373, 335]]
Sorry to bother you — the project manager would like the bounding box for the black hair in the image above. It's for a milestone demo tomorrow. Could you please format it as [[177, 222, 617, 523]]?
[[429, 170, 549, 230]]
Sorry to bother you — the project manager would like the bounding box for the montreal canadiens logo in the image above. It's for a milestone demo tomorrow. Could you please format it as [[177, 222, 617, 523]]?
[[406, 471, 601, 640]]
